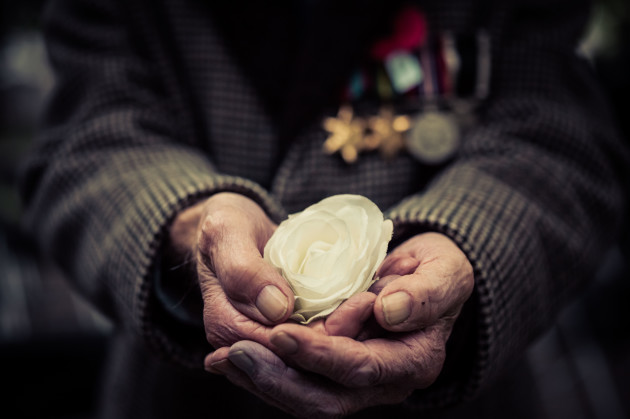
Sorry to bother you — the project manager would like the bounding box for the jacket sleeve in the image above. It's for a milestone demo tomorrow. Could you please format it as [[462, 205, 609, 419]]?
[[385, 0, 629, 408], [19, 0, 285, 367]]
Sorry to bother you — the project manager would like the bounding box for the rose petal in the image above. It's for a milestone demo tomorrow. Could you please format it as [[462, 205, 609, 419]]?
[[263, 195, 393, 323]]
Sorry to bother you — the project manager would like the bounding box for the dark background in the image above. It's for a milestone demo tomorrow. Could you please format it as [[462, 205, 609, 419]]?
[[1, 1, 629, 418]]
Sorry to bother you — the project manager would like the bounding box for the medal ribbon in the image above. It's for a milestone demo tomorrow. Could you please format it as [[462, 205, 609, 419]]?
[[326, 5, 491, 163]]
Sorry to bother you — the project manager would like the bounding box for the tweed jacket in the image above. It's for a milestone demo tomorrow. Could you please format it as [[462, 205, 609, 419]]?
[[21, 0, 628, 411]]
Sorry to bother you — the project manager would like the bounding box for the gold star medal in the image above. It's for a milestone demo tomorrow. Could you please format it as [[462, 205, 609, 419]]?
[[322, 105, 366, 164], [364, 107, 411, 160]]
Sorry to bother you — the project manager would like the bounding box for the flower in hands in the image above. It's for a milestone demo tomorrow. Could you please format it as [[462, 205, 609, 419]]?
[[264, 194, 393, 323]]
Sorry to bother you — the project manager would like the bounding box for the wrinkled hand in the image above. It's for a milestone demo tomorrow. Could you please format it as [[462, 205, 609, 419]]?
[[205, 232, 474, 417], [191, 192, 295, 348]]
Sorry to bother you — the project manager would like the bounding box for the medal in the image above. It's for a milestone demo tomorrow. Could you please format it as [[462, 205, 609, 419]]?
[[322, 105, 366, 164], [364, 107, 411, 159], [323, 105, 411, 163], [407, 109, 459, 164], [322, 6, 490, 165]]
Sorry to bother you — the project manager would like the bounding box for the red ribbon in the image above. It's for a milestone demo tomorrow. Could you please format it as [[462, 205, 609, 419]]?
[[370, 6, 427, 60]]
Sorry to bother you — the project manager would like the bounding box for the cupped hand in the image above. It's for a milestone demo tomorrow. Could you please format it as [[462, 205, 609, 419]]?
[[190, 192, 295, 348], [204, 232, 474, 417], [372, 232, 474, 332]]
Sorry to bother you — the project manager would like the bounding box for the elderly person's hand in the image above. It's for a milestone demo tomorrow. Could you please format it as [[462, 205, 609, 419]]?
[[169, 192, 295, 348], [204, 232, 474, 417]]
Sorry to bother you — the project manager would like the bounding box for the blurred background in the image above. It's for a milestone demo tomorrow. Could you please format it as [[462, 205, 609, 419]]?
[[0, 1, 628, 418], [0, 1, 113, 418]]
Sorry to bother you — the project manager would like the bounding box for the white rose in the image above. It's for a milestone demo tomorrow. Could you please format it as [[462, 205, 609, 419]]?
[[264, 194, 393, 324]]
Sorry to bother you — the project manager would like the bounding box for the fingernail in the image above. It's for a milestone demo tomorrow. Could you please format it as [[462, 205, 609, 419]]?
[[228, 350, 255, 375], [208, 359, 232, 375], [270, 332, 298, 354], [256, 285, 288, 322], [382, 291, 411, 325]]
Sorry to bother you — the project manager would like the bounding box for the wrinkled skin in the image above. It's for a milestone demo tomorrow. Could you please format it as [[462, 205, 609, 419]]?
[[178, 193, 474, 417], [192, 193, 294, 349]]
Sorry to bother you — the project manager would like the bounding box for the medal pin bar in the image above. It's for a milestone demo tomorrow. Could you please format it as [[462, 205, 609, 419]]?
[[322, 7, 491, 165], [405, 33, 460, 164]]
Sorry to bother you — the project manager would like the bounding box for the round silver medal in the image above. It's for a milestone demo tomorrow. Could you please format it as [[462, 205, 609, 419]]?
[[406, 111, 460, 164]]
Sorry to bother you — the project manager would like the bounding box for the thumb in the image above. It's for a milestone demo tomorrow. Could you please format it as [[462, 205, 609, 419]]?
[[196, 195, 294, 325], [198, 239, 295, 325], [221, 252, 295, 325], [373, 261, 473, 333]]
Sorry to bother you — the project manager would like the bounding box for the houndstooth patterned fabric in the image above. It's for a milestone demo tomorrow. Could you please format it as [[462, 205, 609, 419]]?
[[20, 0, 629, 410]]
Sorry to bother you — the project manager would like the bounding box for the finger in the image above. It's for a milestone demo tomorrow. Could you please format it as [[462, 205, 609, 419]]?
[[323, 292, 376, 338], [204, 347, 243, 377], [199, 277, 274, 348], [269, 322, 448, 389], [226, 341, 351, 418], [302, 292, 382, 343], [373, 258, 473, 332], [197, 203, 294, 325], [368, 274, 398, 295], [221, 341, 410, 418], [376, 254, 419, 278]]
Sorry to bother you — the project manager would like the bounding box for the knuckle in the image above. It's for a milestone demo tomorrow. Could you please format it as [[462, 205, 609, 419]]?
[[198, 210, 235, 256], [200, 211, 230, 236], [341, 354, 380, 387], [304, 339, 335, 370], [251, 372, 278, 396], [226, 258, 253, 282], [204, 319, 250, 348], [198, 217, 220, 252], [222, 259, 260, 299], [212, 254, 268, 304], [202, 299, 238, 347], [204, 324, 233, 348], [204, 310, 235, 346]]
